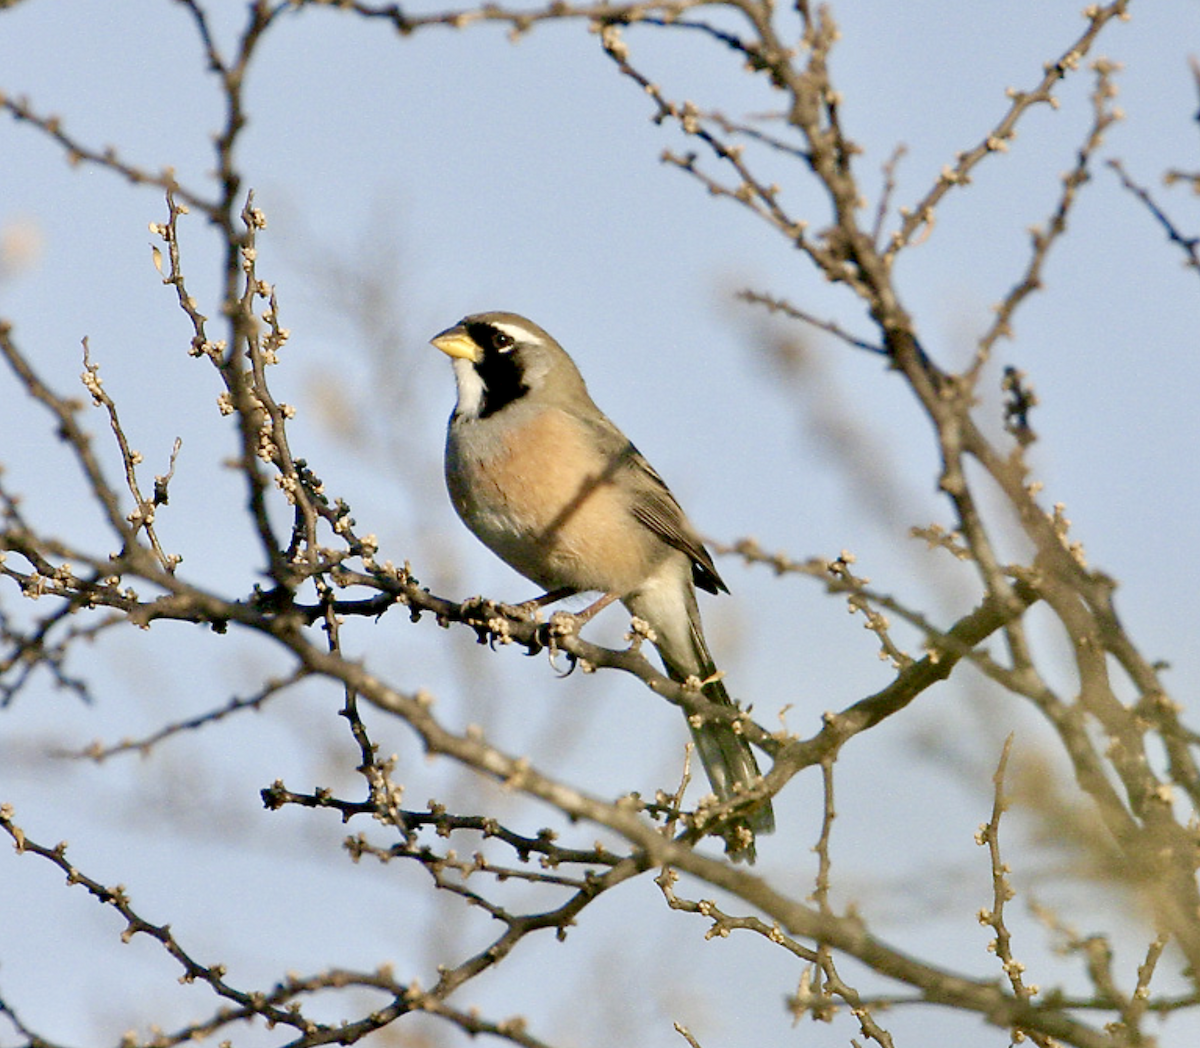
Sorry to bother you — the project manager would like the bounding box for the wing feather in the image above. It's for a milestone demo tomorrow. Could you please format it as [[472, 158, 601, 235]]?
[[572, 410, 728, 595], [627, 450, 728, 596]]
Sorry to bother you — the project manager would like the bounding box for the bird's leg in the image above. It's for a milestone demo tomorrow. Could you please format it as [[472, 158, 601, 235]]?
[[571, 592, 618, 624], [508, 589, 617, 627], [527, 586, 578, 608], [506, 587, 577, 618]]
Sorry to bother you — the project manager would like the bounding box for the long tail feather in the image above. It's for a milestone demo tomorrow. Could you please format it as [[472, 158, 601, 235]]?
[[624, 580, 774, 862]]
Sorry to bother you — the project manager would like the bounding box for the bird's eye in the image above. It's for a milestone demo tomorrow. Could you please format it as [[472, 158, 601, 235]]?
[[492, 331, 515, 352]]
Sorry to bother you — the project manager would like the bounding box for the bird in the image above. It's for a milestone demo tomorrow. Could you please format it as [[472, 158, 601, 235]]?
[[430, 311, 774, 861]]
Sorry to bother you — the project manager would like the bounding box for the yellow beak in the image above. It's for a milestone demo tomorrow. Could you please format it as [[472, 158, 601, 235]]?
[[430, 326, 482, 363]]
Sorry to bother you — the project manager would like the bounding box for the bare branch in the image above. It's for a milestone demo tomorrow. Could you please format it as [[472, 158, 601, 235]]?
[[885, 1, 1133, 261], [1109, 156, 1200, 274], [973, 59, 1125, 376]]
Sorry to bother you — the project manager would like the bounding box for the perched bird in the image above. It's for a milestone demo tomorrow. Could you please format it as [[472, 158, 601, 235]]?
[[430, 311, 774, 860]]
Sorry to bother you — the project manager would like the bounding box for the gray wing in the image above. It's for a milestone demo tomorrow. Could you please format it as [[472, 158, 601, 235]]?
[[574, 409, 728, 595], [628, 454, 728, 595]]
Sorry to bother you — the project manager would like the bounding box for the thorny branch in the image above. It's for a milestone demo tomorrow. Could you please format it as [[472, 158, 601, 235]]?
[[885, 1, 1134, 260], [973, 59, 1125, 376], [0, 805, 561, 1048], [975, 737, 1049, 1046], [1109, 156, 1200, 275]]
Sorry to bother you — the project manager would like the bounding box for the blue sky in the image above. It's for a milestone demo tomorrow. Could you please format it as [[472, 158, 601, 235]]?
[[2, 2, 1199, 1046]]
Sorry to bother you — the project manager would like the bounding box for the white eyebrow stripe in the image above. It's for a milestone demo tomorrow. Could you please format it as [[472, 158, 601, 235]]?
[[489, 320, 537, 342]]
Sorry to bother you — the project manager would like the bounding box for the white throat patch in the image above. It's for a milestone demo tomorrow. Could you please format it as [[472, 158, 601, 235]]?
[[451, 356, 487, 418]]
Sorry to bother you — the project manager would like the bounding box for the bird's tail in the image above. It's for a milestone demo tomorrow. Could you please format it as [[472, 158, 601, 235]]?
[[625, 586, 775, 862]]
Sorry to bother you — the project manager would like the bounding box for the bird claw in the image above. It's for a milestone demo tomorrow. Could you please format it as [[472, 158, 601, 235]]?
[[549, 649, 578, 678], [537, 611, 582, 676]]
